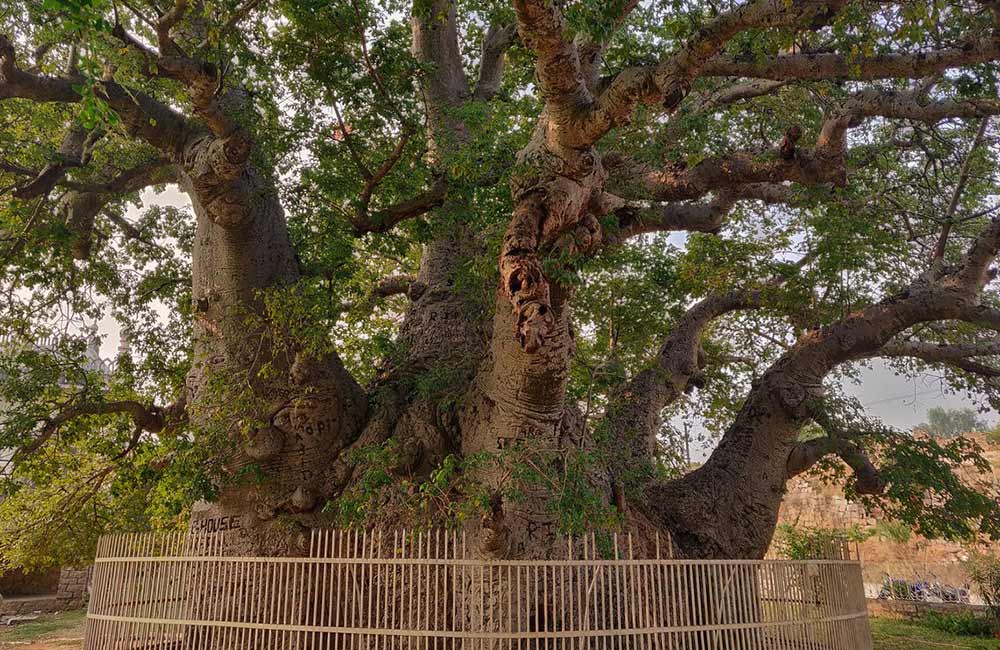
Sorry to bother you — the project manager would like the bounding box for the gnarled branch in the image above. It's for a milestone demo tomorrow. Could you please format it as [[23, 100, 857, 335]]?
[[578, 0, 847, 146], [512, 0, 591, 138], [786, 435, 886, 495], [608, 182, 800, 242], [351, 178, 447, 235], [18, 395, 187, 461]]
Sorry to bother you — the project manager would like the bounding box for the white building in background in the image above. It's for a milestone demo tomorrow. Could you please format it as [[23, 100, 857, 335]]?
[[0, 330, 111, 378], [0, 330, 112, 476]]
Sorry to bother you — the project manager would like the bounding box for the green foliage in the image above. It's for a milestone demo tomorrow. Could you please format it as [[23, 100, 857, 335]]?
[[772, 524, 867, 560], [3, 0, 1000, 571], [919, 407, 991, 439], [921, 612, 994, 638], [802, 395, 1000, 544], [968, 552, 1000, 631], [332, 438, 623, 536], [332, 440, 494, 529], [858, 433, 1000, 542], [504, 444, 624, 536], [870, 520, 912, 544]]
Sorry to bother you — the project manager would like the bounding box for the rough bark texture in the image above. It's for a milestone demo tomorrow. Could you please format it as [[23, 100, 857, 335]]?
[[183, 158, 367, 545], [326, 0, 493, 507]]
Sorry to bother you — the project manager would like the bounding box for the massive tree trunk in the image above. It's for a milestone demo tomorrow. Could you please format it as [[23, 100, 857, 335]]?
[[182, 152, 366, 549], [325, 0, 495, 513], [459, 283, 577, 557]]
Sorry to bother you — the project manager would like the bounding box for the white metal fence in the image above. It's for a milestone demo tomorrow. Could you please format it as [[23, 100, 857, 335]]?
[[84, 529, 872, 649]]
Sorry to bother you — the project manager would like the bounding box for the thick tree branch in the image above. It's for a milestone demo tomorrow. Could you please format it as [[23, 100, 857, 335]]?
[[351, 177, 447, 235], [19, 396, 187, 460], [609, 182, 799, 242], [474, 23, 517, 101], [843, 89, 1000, 125], [578, 0, 847, 146], [786, 435, 886, 495], [412, 0, 470, 144], [576, 0, 642, 89], [960, 305, 1000, 330], [957, 216, 1000, 288], [645, 212, 1000, 557], [62, 159, 177, 259], [875, 339, 1000, 363], [340, 274, 416, 311], [613, 195, 737, 239], [2, 35, 198, 157], [692, 79, 789, 113], [604, 127, 845, 204], [111, 21, 239, 139], [0, 35, 80, 102], [607, 92, 1000, 209], [12, 124, 97, 200], [603, 289, 764, 460], [790, 406, 887, 495], [701, 35, 1000, 81], [512, 0, 591, 134], [870, 339, 1000, 381]]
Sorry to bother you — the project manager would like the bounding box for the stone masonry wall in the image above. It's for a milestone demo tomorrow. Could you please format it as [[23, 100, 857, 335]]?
[[55, 567, 91, 608], [776, 432, 1000, 600]]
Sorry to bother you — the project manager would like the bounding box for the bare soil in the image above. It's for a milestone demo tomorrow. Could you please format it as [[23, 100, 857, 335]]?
[[0, 610, 85, 650]]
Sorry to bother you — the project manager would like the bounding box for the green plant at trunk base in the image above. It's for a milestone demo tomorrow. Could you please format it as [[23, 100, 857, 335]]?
[[332, 439, 623, 537], [772, 523, 868, 560]]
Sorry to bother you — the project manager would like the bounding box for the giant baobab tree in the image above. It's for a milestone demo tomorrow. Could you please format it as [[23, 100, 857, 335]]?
[[2, 0, 1000, 566]]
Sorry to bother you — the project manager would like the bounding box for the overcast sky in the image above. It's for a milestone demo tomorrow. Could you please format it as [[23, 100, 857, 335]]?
[[843, 360, 990, 429]]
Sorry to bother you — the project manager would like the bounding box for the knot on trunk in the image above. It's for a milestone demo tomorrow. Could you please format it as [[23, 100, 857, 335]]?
[[481, 492, 511, 557], [244, 425, 284, 461], [187, 133, 256, 228], [515, 301, 551, 353], [289, 485, 317, 512]]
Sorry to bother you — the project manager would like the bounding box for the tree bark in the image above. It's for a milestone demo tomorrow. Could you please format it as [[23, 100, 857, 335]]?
[[182, 150, 366, 550]]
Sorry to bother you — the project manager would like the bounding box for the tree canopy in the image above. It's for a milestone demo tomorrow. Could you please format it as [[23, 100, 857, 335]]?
[[2, 0, 1000, 567], [918, 406, 991, 437]]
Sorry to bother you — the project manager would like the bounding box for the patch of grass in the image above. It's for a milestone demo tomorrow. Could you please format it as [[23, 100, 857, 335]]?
[[0, 609, 86, 645], [873, 617, 1000, 649]]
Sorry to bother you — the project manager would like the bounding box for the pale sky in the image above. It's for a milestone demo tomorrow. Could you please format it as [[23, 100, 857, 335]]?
[[844, 360, 990, 430]]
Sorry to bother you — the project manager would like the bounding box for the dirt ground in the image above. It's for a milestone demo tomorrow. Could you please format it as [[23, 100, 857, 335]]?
[[0, 610, 85, 650]]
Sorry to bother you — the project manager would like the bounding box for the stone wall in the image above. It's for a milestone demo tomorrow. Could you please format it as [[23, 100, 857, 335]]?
[[55, 567, 91, 608], [0, 566, 90, 618], [867, 598, 991, 621], [776, 432, 1000, 601]]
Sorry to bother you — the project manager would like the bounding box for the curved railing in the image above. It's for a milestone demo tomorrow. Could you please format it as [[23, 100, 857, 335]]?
[[84, 530, 872, 649]]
